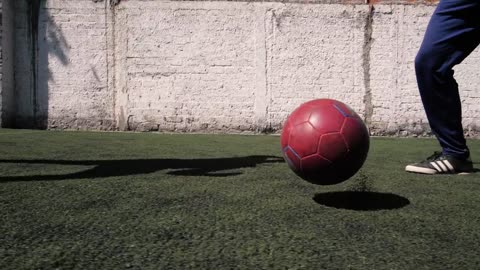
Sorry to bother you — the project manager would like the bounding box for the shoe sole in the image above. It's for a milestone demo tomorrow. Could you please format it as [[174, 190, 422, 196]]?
[[405, 165, 472, 175], [405, 165, 436, 174]]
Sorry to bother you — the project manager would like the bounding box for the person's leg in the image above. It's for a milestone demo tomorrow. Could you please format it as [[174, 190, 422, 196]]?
[[415, 0, 480, 160]]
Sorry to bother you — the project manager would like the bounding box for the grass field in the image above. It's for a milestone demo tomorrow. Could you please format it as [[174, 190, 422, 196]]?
[[1, 129, 479, 269]]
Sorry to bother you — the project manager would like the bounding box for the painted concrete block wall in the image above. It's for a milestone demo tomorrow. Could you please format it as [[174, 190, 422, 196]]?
[[115, 2, 371, 133], [7, 1, 480, 136], [369, 5, 480, 136], [0, 0, 15, 127], [369, 5, 433, 136], [39, 0, 114, 130], [115, 2, 258, 132], [453, 36, 480, 137], [0, 0, 3, 124], [265, 4, 369, 131], [14, 0, 35, 127]]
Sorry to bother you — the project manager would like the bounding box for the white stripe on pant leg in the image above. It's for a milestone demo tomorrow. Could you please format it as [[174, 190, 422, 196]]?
[[430, 162, 442, 172]]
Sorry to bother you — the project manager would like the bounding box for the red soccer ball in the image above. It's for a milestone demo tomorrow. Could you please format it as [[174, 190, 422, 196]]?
[[281, 99, 370, 185]]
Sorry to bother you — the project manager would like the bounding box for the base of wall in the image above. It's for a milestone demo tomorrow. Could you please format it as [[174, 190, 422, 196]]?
[[46, 117, 115, 131]]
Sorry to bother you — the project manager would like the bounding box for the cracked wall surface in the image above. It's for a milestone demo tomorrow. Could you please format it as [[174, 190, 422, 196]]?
[[5, 0, 480, 136]]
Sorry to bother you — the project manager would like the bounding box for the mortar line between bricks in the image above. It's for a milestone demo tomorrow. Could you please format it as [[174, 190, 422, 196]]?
[[264, 7, 271, 132], [105, 0, 111, 128], [362, 4, 374, 128], [254, 6, 269, 132]]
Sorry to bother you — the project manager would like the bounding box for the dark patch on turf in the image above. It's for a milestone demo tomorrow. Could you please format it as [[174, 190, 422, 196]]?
[[0, 156, 284, 182], [168, 169, 243, 177], [313, 191, 410, 211]]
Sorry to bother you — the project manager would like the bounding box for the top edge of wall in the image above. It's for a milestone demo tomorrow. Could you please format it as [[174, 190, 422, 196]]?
[[105, 0, 438, 6], [131, 0, 439, 5]]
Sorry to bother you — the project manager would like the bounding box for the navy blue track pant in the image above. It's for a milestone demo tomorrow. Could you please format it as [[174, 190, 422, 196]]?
[[415, 0, 480, 159]]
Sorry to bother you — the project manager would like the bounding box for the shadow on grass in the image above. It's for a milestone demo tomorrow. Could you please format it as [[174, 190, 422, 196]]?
[[313, 191, 410, 211], [0, 156, 284, 182]]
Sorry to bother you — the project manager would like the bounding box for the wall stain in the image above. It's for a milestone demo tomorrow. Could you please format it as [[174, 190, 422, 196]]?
[[362, 4, 374, 128]]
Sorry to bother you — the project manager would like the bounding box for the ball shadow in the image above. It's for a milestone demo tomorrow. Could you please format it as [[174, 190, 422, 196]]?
[[313, 191, 410, 211]]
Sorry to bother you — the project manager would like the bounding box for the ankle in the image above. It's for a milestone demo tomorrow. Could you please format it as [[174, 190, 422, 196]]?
[[442, 151, 470, 161]]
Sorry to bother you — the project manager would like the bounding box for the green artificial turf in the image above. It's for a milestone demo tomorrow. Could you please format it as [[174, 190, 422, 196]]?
[[0, 129, 479, 269]]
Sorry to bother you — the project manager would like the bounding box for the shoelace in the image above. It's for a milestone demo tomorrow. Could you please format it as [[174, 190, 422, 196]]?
[[425, 151, 443, 162]]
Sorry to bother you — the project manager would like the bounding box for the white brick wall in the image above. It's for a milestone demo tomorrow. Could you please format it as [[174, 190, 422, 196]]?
[[1, 0, 16, 127], [265, 4, 369, 130], [40, 0, 114, 130], [115, 2, 258, 132], [370, 4, 480, 136], [14, 0, 35, 127], [8, 1, 480, 136], [369, 5, 433, 136]]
